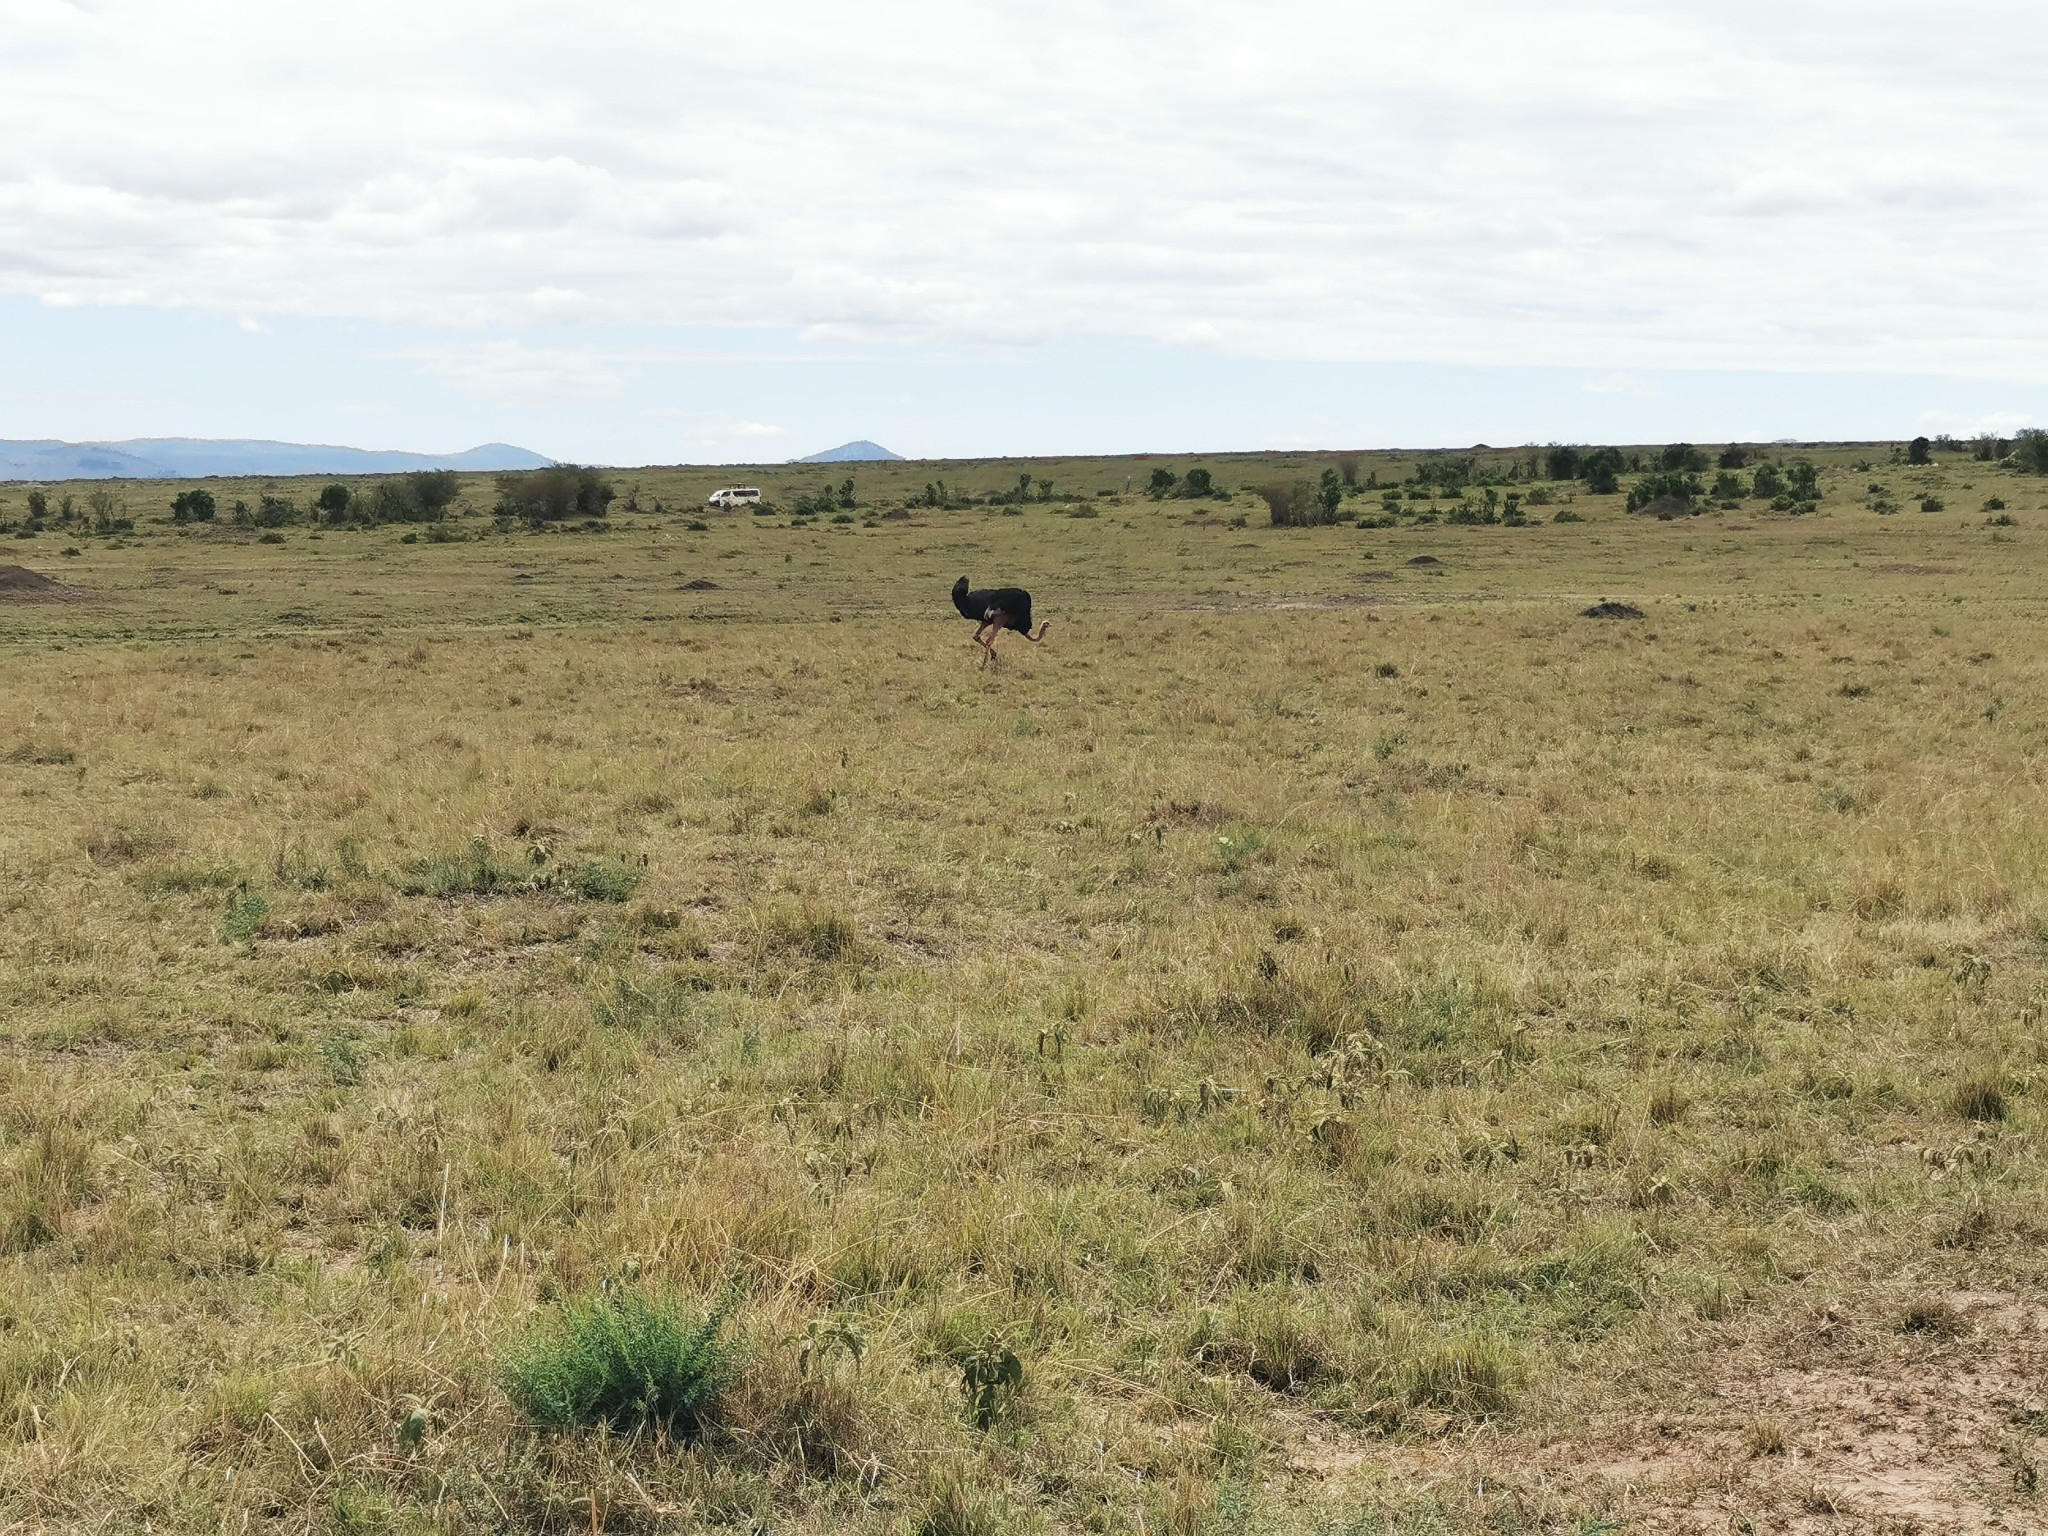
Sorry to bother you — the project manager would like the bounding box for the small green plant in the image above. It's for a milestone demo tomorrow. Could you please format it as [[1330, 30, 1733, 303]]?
[[321, 1034, 368, 1086], [1214, 826, 1268, 874], [223, 887, 271, 941], [503, 1287, 738, 1436], [1920, 495, 1945, 513], [958, 1337, 1023, 1430]]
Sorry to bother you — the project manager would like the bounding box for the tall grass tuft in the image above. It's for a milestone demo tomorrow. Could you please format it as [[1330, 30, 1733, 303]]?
[[502, 1288, 739, 1437]]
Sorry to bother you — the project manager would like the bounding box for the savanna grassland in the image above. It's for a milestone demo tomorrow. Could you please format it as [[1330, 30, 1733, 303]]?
[[3, 444, 2047, 1535]]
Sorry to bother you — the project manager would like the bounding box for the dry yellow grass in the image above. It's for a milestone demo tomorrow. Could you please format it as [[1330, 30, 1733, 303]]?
[[1, 446, 2044, 1532]]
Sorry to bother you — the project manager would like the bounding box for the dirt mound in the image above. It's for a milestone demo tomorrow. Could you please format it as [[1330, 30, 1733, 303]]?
[[1637, 494, 1694, 519], [0, 565, 83, 603], [681, 577, 721, 591], [1582, 600, 1645, 619], [1405, 555, 1442, 567]]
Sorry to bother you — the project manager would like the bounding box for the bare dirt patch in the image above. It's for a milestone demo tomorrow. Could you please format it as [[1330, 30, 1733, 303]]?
[[1285, 1291, 2048, 1533], [1873, 564, 1961, 576]]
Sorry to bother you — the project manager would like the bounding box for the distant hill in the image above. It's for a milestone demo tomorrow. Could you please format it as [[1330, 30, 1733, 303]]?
[[794, 440, 904, 463], [0, 438, 554, 481]]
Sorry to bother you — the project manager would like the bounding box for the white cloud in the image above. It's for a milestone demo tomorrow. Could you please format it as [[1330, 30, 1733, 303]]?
[[1917, 409, 2039, 437], [1581, 374, 1661, 398], [402, 340, 629, 406], [2, 0, 2047, 382]]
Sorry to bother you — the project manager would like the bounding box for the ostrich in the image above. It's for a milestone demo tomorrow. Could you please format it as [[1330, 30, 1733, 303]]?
[[952, 576, 1050, 667]]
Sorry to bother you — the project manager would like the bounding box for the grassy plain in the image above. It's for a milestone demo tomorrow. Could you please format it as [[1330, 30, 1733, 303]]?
[[2, 445, 2046, 1534]]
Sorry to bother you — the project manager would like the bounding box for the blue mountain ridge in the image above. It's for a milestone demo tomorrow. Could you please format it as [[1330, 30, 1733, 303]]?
[[0, 438, 553, 481]]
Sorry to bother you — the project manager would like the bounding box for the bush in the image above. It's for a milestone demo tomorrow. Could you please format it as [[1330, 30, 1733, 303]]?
[[1920, 495, 1945, 513], [365, 471, 464, 524], [503, 1288, 738, 1436], [1626, 472, 1702, 513], [1580, 447, 1625, 495], [1752, 463, 1785, 499], [171, 488, 217, 524], [496, 466, 615, 525], [1907, 435, 1931, 465], [1261, 481, 1334, 527], [316, 483, 352, 519], [1717, 444, 1749, 469], [2014, 429, 2048, 474], [1659, 443, 1709, 473]]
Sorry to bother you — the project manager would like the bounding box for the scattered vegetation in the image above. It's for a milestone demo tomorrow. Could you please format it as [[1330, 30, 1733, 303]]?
[[0, 438, 2042, 1534]]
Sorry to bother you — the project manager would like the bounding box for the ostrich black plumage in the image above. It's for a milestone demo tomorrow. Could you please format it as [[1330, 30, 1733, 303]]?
[[952, 576, 1051, 666]]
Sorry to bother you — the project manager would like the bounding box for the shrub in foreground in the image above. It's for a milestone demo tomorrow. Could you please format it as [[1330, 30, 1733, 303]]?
[[503, 1288, 739, 1436]]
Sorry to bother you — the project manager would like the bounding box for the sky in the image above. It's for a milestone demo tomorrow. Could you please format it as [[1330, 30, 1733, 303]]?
[[4, 0, 2046, 463]]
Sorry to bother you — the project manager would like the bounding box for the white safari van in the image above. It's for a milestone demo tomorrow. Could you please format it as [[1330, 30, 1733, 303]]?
[[706, 486, 763, 508]]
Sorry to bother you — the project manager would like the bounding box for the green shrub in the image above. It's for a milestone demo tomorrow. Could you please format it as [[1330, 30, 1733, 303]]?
[[398, 841, 535, 897], [171, 488, 217, 523], [563, 859, 641, 902], [494, 466, 614, 525], [1261, 481, 1337, 527], [223, 888, 271, 941], [503, 1288, 738, 1436]]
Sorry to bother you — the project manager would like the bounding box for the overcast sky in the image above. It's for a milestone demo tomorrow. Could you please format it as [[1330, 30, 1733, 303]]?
[[5, 0, 2046, 462]]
